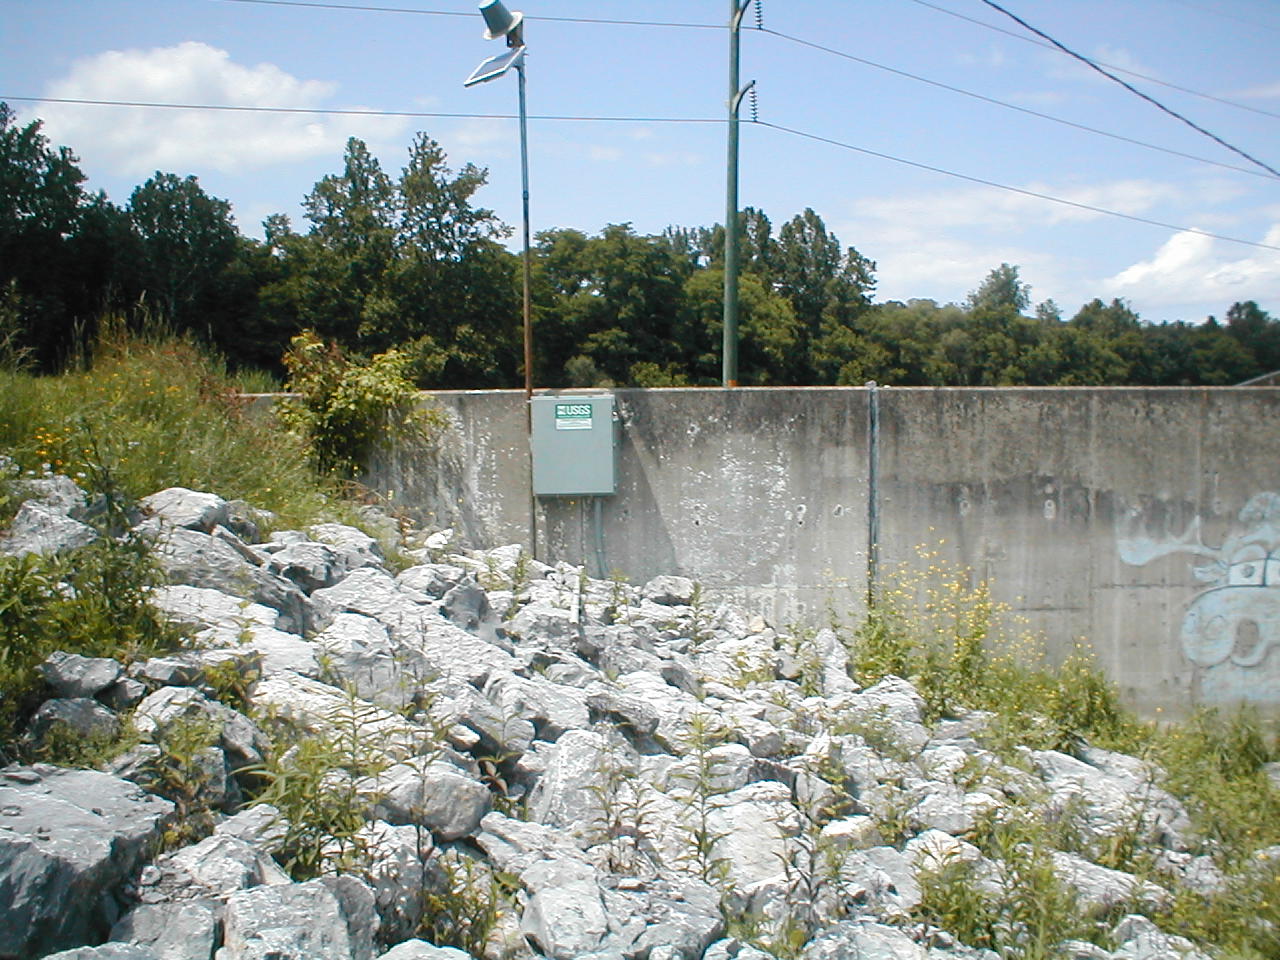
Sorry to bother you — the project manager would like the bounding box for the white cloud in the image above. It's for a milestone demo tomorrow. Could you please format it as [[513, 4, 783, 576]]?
[[1103, 225, 1280, 306], [1232, 82, 1280, 100], [852, 178, 1183, 235], [1045, 44, 1159, 87], [25, 42, 407, 176], [589, 145, 623, 162]]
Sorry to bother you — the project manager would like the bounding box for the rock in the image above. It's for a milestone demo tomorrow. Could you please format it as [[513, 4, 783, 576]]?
[[132, 687, 268, 771], [151, 527, 310, 633], [1050, 852, 1170, 917], [134, 833, 290, 904], [43, 945, 163, 959], [396, 564, 466, 599], [308, 522, 386, 571], [21, 474, 88, 515], [368, 761, 492, 841], [249, 673, 428, 762], [642, 575, 697, 606], [27, 697, 120, 746], [1, 500, 97, 556], [140, 488, 229, 532], [802, 919, 928, 960], [476, 812, 589, 876], [218, 877, 378, 960], [378, 943, 472, 960], [519, 858, 609, 960], [527, 729, 613, 833], [1112, 914, 1211, 960], [488, 674, 591, 742], [109, 899, 222, 960], [265, 541, 345, 593], [150, 585, 281, 638], [0, 765, 174, 959], [39, 652, 124, 699], [215, 804, 289, 854], [324, 821, 433, 942], [101, 677, 149, 711]]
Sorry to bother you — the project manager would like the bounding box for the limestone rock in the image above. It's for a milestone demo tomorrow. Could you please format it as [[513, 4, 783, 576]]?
[[217, 877, 377, 960], [140, 488, 229, 532], [39, 652, 124, 699], [109, 899, 222, 960], [1, 500, 97, 556], [0, 766, 174, 959]]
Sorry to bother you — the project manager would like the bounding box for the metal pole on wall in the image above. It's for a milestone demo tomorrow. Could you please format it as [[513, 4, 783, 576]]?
[[517, 60, 533, 408], [467, 0, 538, 556], [722, 0, 751, 388]]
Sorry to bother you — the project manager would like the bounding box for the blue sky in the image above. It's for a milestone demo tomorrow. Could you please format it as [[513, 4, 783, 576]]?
[[5, 0, 1280, 323]]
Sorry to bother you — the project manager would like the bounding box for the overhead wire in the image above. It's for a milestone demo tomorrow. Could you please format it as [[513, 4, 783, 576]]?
[[215, 0, 722, 29], [902, 0, 1280, 122], [753, 119, 1280, 253], [218, 0, 1279, 182], [975, 0, 1280, 178], [0, 95, 722, 125], [756, 27, 1279, 181], [6, 93, 1275, 254]]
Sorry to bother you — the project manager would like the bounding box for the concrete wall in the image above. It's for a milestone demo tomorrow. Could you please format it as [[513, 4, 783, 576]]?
[[367, 386, 1280, 717]]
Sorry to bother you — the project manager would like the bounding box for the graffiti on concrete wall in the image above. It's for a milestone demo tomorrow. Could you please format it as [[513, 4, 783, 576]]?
[[1118, 492, 1280, 705]]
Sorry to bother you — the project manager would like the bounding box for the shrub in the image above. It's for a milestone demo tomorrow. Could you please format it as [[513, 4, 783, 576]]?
[[279, 330, 446, 478]]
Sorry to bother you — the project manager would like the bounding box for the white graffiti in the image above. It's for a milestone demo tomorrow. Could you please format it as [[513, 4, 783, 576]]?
[[1119, 493, 1280, 703]]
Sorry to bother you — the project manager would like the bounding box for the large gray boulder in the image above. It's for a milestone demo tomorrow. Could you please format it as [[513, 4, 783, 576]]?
[[519, 858, 609, 960], [0, 765, 174, 959], [0, 501, 97, 557], [150, 527, 310, 634], [132, 833, 290, 905], [39, 652, 124, 700], [367, 761, 492, 841], [217, 877, 377, 960], [140, 488, 229, 533], [109, 899, 222, 960]]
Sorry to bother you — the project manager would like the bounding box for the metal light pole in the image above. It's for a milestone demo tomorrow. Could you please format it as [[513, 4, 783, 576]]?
[[466, 0, 532, 405], [467, 0, 537, 555], [723, 0, 753, 388]]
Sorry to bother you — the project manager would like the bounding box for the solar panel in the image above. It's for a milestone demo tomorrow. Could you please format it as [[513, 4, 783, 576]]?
[[464, 45, 526, 87]]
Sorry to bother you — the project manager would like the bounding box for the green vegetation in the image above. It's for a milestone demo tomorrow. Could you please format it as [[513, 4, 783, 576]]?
[[5, 101, 1277, 391], [842, 546, 1280, 960]]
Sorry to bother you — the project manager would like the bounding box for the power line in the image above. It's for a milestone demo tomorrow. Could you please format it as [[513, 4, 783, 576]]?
[[976, 0, 1280, 178], [215, 0, 722, 29], [1, 95, 722, 125], [221, 0, 1280, 127], [757, 28, 1279, 182], [902, 0, 1280, 122], [753, 119, 1280, 253], [11, 93, 1274, 253]]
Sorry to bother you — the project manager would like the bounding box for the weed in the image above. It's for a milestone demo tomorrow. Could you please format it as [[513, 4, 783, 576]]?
[[417, 849, 517, 957]]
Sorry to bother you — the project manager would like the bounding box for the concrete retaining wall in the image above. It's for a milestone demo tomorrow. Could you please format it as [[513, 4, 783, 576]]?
[[367, 386, 1280, 717]]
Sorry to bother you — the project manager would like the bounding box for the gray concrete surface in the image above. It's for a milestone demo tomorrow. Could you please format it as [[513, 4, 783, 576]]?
[[366, 386, 1280, 717]]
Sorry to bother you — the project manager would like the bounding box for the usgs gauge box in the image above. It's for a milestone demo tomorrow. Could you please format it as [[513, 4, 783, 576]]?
[[530, 394, 617, 496]]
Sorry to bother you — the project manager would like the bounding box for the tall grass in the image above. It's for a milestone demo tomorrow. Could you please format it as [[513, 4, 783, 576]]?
[[843, 547, 1280, 959], [0, 322, 330, 528]]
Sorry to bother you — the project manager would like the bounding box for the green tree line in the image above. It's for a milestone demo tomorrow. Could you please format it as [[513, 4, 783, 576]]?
[[4, 102, 1277, 387]]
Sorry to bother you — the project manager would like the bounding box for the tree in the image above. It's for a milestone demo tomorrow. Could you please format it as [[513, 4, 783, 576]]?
[[0, 103, 94, 366], [261, 134, 520, 386], [128, 172, 242, 339], [967, 263, 1030, 314]]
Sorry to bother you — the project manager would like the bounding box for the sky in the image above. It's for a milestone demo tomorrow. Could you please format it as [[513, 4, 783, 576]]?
[[4, 0, 1280, 323]]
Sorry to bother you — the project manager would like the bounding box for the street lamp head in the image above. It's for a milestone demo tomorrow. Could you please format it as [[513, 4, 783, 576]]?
[[480, 0, 524, 46]]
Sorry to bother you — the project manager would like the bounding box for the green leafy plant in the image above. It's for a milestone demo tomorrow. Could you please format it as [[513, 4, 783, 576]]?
[[417, 849, 517, 957], [279, 330, 445, 478]]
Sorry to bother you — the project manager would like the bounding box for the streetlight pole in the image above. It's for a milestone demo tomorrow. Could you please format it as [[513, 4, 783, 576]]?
[[516, 58, 532, 407], [467, 0, 537, 554]]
